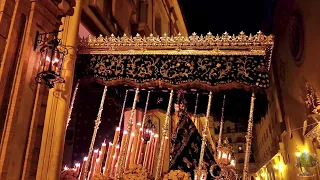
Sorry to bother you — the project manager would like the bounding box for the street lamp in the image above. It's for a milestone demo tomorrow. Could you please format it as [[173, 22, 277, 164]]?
[[211, 138, 237, 180], [34, 30, 68, 88], [216, 139, 233, 166]]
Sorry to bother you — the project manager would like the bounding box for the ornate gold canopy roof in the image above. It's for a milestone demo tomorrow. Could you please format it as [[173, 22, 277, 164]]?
[[78, 31, 274, 70]]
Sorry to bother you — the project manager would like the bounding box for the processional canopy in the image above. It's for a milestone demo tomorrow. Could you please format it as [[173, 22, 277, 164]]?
[[73, 31, 275, 180], [77, 31, 274, 92]]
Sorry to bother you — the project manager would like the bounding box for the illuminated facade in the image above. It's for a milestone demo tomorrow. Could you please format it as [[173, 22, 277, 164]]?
[[213, 120, 258, 179], [0, 0, 186, 179], [254, 0, 320, 179]]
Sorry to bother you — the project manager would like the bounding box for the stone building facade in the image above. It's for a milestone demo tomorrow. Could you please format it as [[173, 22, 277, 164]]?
[[0, 0, 186, 179], [254, 0, 320, 179], [213, 120, 257, 179], [0, 1, 75, 180]]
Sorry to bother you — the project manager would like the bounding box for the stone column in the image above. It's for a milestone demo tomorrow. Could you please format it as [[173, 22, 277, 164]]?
[[35, 1, 82, 179]]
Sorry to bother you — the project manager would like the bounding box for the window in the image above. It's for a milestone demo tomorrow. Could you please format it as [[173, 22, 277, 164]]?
[[238, 146, 243, 153], [238, 158, 244, 163], [226, 127, 231, 133]]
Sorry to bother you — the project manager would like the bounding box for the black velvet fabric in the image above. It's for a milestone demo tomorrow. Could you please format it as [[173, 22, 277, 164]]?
[[169, 113, 220, 179], [76, 54, 269, 92]]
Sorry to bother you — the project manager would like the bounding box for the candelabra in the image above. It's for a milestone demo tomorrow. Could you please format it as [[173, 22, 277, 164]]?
[[116, 88, 139, 178]]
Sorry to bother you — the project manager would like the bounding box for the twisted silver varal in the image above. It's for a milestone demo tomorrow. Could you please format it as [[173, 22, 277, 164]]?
[[193, 93, 199, 121], [141, 91, 151, 129], [198, 92, 213, 168], [66, 80, 80, 128], [82, 86, 108, 179], [243, 92, 255, 180], [218, 95, 226, 147], [118, 89, 129, 128], [155, 90, 174, 180], [116, 88, 139, 179]]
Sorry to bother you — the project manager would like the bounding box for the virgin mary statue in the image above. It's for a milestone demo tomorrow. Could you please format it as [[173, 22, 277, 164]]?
[[169, 91, 220, 179]]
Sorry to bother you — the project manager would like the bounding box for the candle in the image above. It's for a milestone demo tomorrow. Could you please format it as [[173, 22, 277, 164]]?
[[103, 142, 113, 175], [118, 130, 128, 170], [89, 149, 99, 179], [137, 137, 145, 164], [110, 145, 120, 177], [64, 165, 69, 171], [100, 142, 107, 160], [94, 152, 102, 174], [146, 133, 154, 169], [125, 132, 135, 169], [130, 123, 141, 167], [95, 142, 106, 174], [75, 163, 81, 174], [143, 141, 151, 167], [149, 134, 159, 175], [106, 127, 121, 174], [134, 127, 143, 164], [79, 157, 88, 180]]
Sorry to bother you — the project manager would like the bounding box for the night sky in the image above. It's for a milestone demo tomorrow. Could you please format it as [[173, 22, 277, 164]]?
[[179, 0, 274, 35]]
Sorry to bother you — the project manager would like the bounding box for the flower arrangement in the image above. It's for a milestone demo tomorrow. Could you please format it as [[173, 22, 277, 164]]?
[[60, 169, 78, 180], [123, 164, 148, 180], [92, 173, 110, 180], [163, 170, 191, 180], [298, 152, 318, 168]]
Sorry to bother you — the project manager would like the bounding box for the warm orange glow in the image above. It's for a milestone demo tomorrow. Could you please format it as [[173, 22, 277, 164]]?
[[279, 162, 284, 172], [222, 153, 228, 159], [230, 159, 235, 166], [295, 151, 301, 157]]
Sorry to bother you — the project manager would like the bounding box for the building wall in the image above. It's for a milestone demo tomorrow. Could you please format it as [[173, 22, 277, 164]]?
[[214, 120, 257, 179], [0, 1, 74, 179], [63, 0, 188, 172], [254, 0, 320, 179], [79, 0, 187, 37]]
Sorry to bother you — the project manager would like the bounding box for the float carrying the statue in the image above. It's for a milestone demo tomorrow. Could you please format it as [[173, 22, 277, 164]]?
[[61, 31, 274, 180]]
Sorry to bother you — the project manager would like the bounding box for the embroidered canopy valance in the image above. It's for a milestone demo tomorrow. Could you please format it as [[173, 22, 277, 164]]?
[[77, 31, 274, 92]]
